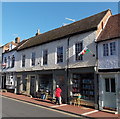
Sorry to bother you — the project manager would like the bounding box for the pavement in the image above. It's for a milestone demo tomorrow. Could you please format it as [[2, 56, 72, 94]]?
[[0, 92, 119, 119]]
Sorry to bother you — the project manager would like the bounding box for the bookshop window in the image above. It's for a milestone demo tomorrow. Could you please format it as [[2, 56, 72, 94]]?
[[72, 74, 94, 101]]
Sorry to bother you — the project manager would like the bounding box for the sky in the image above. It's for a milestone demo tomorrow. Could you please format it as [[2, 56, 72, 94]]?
[[1, 2, 119, 45]]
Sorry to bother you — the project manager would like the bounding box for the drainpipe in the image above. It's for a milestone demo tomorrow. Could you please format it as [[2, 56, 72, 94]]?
[[96, 42, 99, 110], [66, 36, 70, 104]]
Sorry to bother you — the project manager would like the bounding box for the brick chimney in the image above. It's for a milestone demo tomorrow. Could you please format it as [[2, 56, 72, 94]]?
[[15, 37, 20, 43], [35, 29, 41, 36]]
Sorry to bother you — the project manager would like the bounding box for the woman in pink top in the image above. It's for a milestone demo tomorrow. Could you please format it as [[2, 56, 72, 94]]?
[[55, 85, 62, 105]]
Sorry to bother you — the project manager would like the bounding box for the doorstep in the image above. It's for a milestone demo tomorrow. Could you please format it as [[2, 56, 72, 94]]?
[[102, 109, 117, 114]]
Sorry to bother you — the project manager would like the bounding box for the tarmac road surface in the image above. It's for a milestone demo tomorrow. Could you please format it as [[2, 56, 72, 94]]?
[[1, 96, 84, 119]]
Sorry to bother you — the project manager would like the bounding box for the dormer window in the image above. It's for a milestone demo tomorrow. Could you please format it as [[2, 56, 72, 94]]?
[[9, 44, 12, 50]]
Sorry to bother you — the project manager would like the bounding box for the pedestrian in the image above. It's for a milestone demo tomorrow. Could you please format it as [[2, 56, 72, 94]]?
[[55, 85, 62, 105]]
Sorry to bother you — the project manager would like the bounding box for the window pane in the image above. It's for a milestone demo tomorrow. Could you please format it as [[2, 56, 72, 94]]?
[[31, 52, 35, 66], [57, 46, 63, 63], [11, 55, 15, 68], [43, 50, 48, 65], [103, 44, 109, 56], [8, 56, 10, 67], [105, 78, 110, 92], [22, 55, 25, 67], [110, 42, 116, 55], [75, 42, 83, 61], [111, 78, 116, 92]]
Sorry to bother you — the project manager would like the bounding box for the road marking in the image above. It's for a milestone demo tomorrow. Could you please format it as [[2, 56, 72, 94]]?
[[2, 96, 80, 117], [82, 110, 98, 115], [51, 104, 67, 107]]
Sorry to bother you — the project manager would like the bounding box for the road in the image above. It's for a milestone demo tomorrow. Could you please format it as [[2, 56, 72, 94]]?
[[1, 96, 82, 118]]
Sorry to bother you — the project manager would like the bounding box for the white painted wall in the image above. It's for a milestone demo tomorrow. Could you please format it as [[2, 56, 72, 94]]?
[[15, 31, 96, 71], [69, 31, 96, 68], [2, 50, 17, 72], [2, 31, 97, 73], [98, 38, 119, 69], [16, 37, 68, 72]]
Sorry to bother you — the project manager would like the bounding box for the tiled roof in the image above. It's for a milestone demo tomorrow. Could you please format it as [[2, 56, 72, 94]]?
[[97, 13, 120, 42], [18, 9, 110, 51], [3, 39, 27, 53], [3, 41, 18, 48]]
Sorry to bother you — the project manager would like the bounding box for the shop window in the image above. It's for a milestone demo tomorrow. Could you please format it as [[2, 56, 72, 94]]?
[[72, 74, 94, 101], [38, 75, 53, 93], [75, 42, 83, 61]]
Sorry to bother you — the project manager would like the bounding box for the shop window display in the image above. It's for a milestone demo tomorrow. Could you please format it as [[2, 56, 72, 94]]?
[[72, 74, 94, 101]]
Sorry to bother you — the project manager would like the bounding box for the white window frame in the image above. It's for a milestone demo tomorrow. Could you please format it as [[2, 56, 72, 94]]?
[[103, 41, 116, 57], [31, 52, 36, 66], [103, 43, 109, 56], [110, 42, 116, 55], [22, 54, 26, 67], [56, 46, 64, 64], [42, 49, 48, 66], [11, 55, 15, 68], [8, 56, 11, 68], [74, 41, 83, 62]]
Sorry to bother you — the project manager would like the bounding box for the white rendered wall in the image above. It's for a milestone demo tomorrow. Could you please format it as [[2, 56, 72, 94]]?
[[98, 39, 119, 69]]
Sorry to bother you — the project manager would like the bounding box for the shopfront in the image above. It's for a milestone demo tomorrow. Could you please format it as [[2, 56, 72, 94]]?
[[72, 73, 94, 101], [69, 67, 97, 108], [5, 72, 15, 92], [38, 74, 53, 98]]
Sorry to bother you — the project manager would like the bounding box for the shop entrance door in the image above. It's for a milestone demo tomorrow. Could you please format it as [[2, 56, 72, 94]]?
[[104, 78, 116, 109], [2, 76, 6, 89], [30, 76, 35, 97], [16, 77, 21, 94]]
